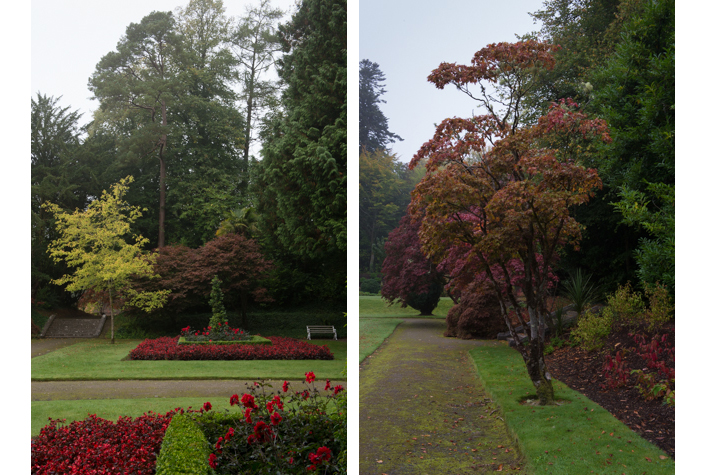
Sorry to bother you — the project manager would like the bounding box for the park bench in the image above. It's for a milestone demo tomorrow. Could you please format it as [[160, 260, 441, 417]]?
[[306, 325, 337, 340]]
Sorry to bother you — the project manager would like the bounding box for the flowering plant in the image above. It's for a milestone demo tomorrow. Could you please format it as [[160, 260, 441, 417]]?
[[194, 373, 346, 473], [130, 336, 334, 360], [31, 410, 186, 474], [180, 322, 251, 342]]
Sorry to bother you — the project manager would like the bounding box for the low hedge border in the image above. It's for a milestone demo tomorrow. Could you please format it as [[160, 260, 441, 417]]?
[[177, 335, 272, 346], [155, 413, 214, 475]]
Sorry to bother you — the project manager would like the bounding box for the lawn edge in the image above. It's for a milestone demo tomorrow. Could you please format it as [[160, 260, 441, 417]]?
[[467, 345, 674, 474]]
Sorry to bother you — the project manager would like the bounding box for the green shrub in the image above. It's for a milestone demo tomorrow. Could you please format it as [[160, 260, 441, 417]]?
[[571, 308, 614, 351], [360, 277, 381, 294], [643, 282, 674, 331], [208, 276, 228, 328], [155, 413, 214, 475], [606, 282, 646, 326]]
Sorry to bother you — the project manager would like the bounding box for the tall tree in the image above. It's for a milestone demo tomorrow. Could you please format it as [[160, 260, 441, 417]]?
[[410, 41, 610, 404], [89, 11, 182, 248], [44, 176, 170, 343], [31, 94, 89, 304], [170, 0, 248, 247], [359, 148, 409, 273], [254, 0, 347, 302], [359, 59, 402, 153], [232, 0, 284, 167], [591, 0, 674, 292]]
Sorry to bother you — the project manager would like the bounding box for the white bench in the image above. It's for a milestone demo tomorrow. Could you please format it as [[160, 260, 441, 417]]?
[[307, 325, 337, 340]]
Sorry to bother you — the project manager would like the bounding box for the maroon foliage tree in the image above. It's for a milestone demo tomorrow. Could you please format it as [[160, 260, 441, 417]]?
[[132, 234, 273, 328], [380, 213, 446, 315]]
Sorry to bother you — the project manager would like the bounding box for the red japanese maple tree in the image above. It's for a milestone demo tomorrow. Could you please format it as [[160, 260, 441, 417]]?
[[410, 40, 610, 404], [380, 213, 446, 315]]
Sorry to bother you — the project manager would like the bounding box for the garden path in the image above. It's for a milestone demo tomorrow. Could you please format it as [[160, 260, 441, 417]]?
[[31, 339, 346, 400], [359, 318, 525, 474]]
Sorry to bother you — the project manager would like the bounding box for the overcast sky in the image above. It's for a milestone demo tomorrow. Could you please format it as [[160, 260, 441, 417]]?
[[359, 0, 545, 163], [31, 0, 298, 130]]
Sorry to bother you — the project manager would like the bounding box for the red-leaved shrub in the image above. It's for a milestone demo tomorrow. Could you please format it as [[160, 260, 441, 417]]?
[[445, 281, 508, 339], [129, 336, 334, 360]]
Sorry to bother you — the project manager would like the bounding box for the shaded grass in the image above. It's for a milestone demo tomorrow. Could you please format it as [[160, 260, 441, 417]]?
[[469, 344, 674, 474], [358, 318, 401, 363], [32, 339, 347, 381], [359, 295, 453, 318]]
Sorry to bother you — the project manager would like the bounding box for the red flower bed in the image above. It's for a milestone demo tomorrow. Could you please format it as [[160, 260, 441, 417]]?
[[31, 411, 180, 474], [129, 336, 334, 360]]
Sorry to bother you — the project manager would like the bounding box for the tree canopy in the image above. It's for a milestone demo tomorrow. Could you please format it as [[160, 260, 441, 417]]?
[[43, 176, 170, 342], [359, 59, 402, 153], [410, 40, 610, 404]]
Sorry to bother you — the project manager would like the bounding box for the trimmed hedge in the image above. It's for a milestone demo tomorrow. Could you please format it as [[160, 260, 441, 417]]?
[[155, 414, 214, 475], [177, 335, 272, 346]]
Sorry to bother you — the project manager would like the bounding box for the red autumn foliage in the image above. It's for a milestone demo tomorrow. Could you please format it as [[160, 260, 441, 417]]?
[[380, 213, 446, 315], [31, 411, 181, 474], [131, 233, 273, 315], [408, 40, 610, 403], [128, 336, 334, 360]]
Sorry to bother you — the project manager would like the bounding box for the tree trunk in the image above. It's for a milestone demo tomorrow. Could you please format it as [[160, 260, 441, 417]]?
[[109, 285, 115, 345], [525, 338, 554, 404], [158, 101, 168, 249], [240, 288, 248, 329]]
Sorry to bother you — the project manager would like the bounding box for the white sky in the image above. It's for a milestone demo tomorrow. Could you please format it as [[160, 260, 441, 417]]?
[[359, 0, 545, 163], [31, 0, 298, 131]]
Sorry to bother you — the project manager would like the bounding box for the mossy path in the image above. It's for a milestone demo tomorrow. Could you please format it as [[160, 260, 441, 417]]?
[[359, 318, 526, 474]]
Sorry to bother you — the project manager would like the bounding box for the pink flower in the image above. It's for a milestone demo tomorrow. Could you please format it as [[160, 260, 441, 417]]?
[[203, 402, 212, 412], [266, 401, 274, 414], [270, 411, 282, 425], [230, 394, 239, 406], [305, 371, 316, 383], [224, 427, 234, 441], [282, 381, 289, 392], [244, 407, 253, 424], [208, 453, 218, 469], [272, 395, 284, 410], [324, 379, 331, 391], [333, 385, 344, 396]]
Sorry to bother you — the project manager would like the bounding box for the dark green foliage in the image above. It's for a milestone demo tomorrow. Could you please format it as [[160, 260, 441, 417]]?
[[359, 276, 381, 295], [253, 0, 346, 304], [359, 59, 402, 152], [208, 276, 228, 328], [31, 94, 89, 305], [406, 279, 444, 316], [561, 269, 600, 314], [590, 0, 675, 292]]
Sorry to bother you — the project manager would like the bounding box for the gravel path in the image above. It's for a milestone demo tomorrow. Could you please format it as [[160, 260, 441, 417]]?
[[31, 339, 345, 400], [359, 318, 524, 474]]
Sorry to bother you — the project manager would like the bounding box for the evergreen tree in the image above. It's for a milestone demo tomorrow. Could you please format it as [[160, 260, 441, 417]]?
[[254, 0, 346, 303], [359, 59, 402, 152]]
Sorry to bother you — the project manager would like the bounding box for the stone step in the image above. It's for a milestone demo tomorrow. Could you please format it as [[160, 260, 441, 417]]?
[[42, 316, 106, 338]]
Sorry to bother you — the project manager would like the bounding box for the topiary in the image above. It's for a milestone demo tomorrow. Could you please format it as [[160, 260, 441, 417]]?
[[208, 276, 228, 329]]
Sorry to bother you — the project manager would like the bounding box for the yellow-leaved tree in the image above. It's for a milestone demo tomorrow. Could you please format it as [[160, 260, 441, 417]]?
[[43, 176, 170, 343]]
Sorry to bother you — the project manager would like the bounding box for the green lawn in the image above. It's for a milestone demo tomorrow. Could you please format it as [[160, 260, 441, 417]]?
[[469, 344, 674, 474], [358, 295, 453, 318], [358, 296, 452, 362], [32, 338, 347, 381]]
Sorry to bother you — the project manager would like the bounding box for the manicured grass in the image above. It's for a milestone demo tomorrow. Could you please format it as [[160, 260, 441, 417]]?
[[31, 397, 233, 437], [359, 318, 401, 362], [32, 338, 346, 381], [359, 295, 453, 318], [469, 343, 674, 474]]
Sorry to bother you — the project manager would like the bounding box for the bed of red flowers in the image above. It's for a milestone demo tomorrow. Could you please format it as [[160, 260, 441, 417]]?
[[31, 410, 183, 475], [129, 336, 334, 360]]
